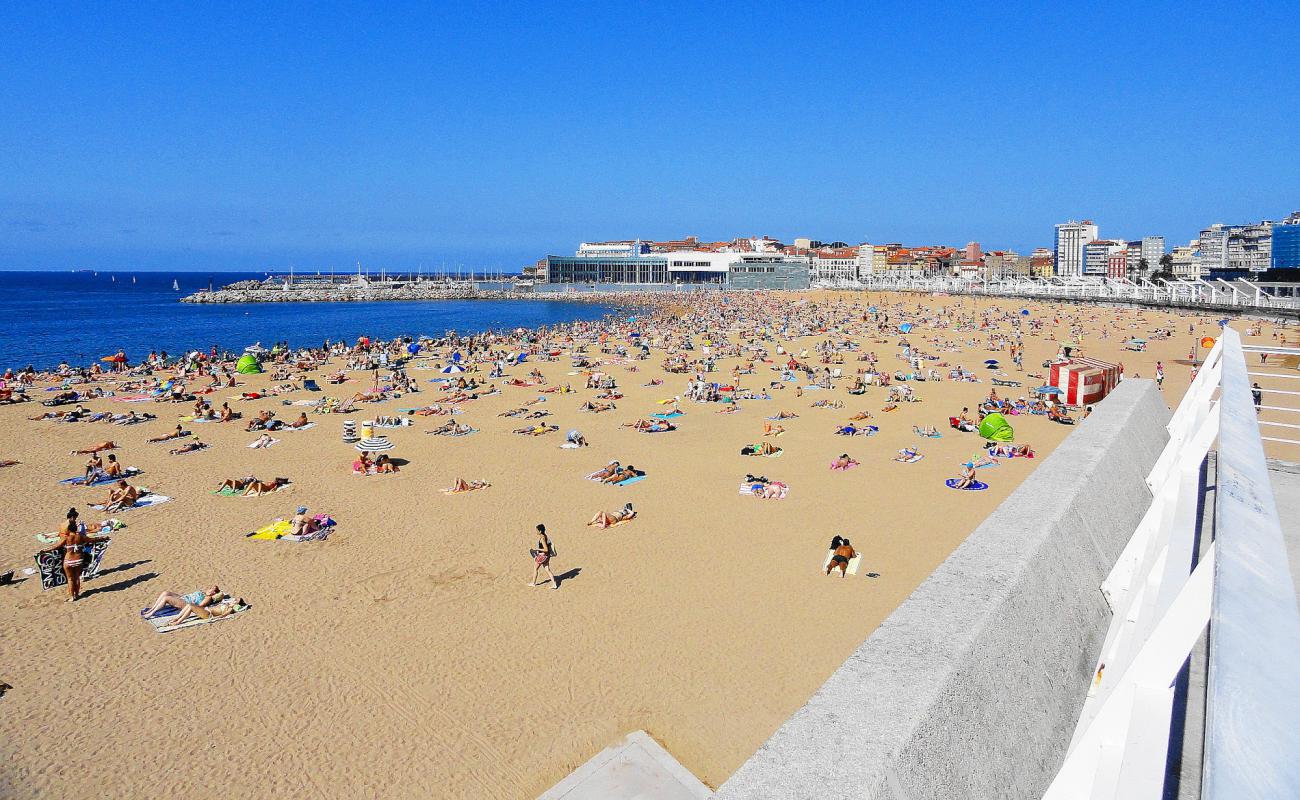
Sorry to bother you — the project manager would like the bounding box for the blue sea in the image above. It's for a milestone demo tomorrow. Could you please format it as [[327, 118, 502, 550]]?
[[0, 271, 617, 371]]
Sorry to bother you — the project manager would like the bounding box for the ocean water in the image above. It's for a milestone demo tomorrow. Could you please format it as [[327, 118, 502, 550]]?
[[0, 271, 616, 371]]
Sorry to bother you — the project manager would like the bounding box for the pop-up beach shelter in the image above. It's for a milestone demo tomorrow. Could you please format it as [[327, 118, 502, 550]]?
[[235, 354, 263, 374], [978, 412, 1015, 442]]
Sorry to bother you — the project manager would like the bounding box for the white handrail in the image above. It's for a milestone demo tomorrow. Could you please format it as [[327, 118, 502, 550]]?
[[1043, 328, 1300, 799]]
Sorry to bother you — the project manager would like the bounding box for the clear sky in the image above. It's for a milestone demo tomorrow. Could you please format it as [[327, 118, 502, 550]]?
[[2, 1, 1298, 271]]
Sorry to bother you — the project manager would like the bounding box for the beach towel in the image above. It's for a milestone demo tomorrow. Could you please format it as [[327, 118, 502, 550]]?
[[213, 487, 242, 497], [60, 467, 142, 486], [650, 411, 683, 419], [144, 602, 250, 633], [945, 479, 988, 491], [283, 422, 315, 431], [246, 518, 333, 541], [90, 493, 171, 511], [639, 427, 674, 434], [247, 438, 280, 448], [35, 539, 110, 590], [895, 454, 924, 464], [739, 482, 788, 499], [822, 550, 862, 575], [829, 460, 858, 471], [559, 442, 581, 449], [613, 475, 646, 487]]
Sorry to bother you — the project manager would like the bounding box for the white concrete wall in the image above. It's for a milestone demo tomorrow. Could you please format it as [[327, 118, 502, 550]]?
[[715, 380, 1171, 800]]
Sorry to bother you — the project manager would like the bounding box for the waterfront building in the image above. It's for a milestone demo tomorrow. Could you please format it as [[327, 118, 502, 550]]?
[[1030, 247, 1055, 278], [577, 240, 650, 257], [1170, 242, 1198, 278], [1141, 236, 1165, 271], [1054, 220, 1099, 276], [809, 247, 861, 282], [1126, 241, 1143, 277], [1082, 239, 1123, 277], [539, 246, 810, 289], [1194, 219, 1273, 277], [1270, 212, 1300, 269]]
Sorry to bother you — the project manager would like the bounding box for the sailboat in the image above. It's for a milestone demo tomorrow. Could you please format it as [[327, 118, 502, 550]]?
[[132, 275, 137, 284], [173, 279, 180, 291]]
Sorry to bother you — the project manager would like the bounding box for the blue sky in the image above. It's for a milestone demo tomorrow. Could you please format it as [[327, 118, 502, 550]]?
[[2, 1, 1297, 271]]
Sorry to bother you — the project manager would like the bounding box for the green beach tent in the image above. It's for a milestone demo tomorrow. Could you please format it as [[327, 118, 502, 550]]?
[[978, 412, 1014, 442], [235, 354, 263, 375]]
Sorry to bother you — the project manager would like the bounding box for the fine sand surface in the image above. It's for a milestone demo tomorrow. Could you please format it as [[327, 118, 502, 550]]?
[[0, 293, 1290, 799]]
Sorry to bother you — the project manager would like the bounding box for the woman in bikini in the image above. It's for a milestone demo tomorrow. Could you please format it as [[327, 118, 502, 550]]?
[[143, 585, 223, 618], [374, 455, 399, 474], [243, 477, 289, 496], [41, 508, 109, 601], [70, 441, 117, 455], [447, 478, 489, 493], [588, 503, 636, 529], [529, 524, 560, 589], [217, 475, 258, 492]]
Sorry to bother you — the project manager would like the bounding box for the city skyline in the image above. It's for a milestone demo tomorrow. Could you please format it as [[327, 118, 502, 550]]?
[[2, 2, 1298, 272]]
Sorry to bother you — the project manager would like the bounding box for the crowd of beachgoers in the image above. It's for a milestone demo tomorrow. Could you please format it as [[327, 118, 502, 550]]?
[[2, 288, 1291, 798]]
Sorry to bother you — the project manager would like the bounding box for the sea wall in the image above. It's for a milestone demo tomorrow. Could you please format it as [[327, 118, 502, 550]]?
[[714, 379, 1171, 800]]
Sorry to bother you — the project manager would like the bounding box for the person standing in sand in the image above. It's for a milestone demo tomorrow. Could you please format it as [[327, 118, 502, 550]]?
[[529, 523, 559, 589], [41, 508, 109, 602]]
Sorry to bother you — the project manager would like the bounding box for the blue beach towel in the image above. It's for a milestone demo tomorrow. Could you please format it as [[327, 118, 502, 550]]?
[[945, 479, 988, 491]]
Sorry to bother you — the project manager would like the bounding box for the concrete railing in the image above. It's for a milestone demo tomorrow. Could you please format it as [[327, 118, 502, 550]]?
[[714, 380, 1171, 799]]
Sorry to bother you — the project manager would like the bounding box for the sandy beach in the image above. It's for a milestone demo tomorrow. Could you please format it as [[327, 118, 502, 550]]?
[[0, 291, 1292, 799]]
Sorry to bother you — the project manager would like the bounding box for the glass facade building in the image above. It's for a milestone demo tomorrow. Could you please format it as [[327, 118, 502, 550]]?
[[1272, 224, 1300, 270]]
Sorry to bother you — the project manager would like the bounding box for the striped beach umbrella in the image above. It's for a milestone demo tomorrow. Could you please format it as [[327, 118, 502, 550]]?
[[355, 437, 394, 453]]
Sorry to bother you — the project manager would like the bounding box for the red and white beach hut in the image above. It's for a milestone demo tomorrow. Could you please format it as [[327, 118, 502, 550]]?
[[1048, 356, 1121, 406]]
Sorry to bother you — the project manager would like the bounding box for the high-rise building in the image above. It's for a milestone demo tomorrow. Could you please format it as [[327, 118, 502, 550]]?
[[1141, 236, 1165, 271], [1054, 220, 1099, 276], [1270, 212, 1300, 270], [1126, 241, 1143, 277], [1194, 220, 1273, 276]]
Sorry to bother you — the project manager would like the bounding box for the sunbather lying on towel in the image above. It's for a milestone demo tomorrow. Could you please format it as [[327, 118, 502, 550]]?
[[70, 440, 117, 455], [428, 420, 475, 436], [763, 422, 785, 436], [741, 442, 781, 456], [514, 423, 558, 435], [835, 424, 863, 436], [152, 593, 246, 628], [601, 465, 641, 484], [588, 503, 636, 529], [894, 447, 921, 462], [590, 461, 622, 481], [848, 410, 873, 421], [143, 586, 225, 618], [170, 440, 207, 455], [914, 425, 940, 437], [643, 420, 675, 432], [217, 476, 258, 492], [988, 442, 1034, 458], [249, 432, 276, 449], [831, 453, 859, 470], [244, 477, 290, 496], [149, 425, 189, 443], [445, 478, 489, 493], [770, 411, 799, 420]]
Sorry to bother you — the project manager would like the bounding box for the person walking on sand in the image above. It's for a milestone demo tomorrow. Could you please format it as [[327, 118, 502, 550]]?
[[529, 523, 559, 589]]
